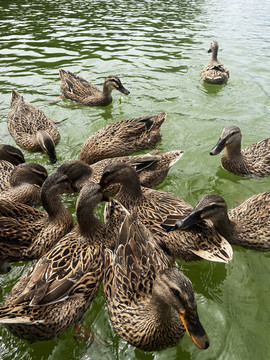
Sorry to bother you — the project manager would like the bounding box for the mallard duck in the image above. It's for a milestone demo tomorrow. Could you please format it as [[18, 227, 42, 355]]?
[[103, 198, 209, 351], [58, 150, 183, 193], [0, 182, 108, 342], [210, 125, 270, 177], [79, 112, 166, 164], [172, 193, 270, 251], [99, 163, 232, 263], [0, 144, 25, 191], [0, 172, 73, 262], [6, 90, 60, 163], [201, 41, 229, 84], [0, 260, 11, 274], [59, 69, 130, 106], [0, 162, 48, 205]]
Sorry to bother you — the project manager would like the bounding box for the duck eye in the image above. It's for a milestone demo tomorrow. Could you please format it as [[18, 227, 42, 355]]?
[[171, 288, 181, 298]]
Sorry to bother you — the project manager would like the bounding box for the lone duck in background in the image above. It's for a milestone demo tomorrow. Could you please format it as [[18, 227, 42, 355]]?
[[99, 162, 233, 263], [0, 182, 108, 342], [79, 112, 166, 164], [201, 41, 229, 85], [59, 69, 130, 106], [210, 125, 270, 177], [0, 144, 25, 191], [171, 192, 270, 251], [0, 162, 48, 205], [104, 199, 210, 351], [6, 90, 60, 163]]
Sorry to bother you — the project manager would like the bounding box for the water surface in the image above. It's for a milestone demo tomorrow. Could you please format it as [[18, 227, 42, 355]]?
[[0, 0, 269, 359]]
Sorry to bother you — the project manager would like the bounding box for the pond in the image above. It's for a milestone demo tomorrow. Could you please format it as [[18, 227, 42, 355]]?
[[0, 0, 269, 359]]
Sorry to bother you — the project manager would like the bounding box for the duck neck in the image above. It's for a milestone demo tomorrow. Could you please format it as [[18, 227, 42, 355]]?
[[103, 84, 113, 97], [211, 47, 218, 61], [118, 175, 143, 201], [211, 213, 234, 239], [41, 190, 66, 218], [227, 141, 242, 158], [77, 203, 105, 237]]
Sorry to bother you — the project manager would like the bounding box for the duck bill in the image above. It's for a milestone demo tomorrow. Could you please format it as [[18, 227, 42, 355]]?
[[118, 85, 130, 95], [175, 210, 202, 230], [180, 309, 210, 350], [209, 137, 226, 156]]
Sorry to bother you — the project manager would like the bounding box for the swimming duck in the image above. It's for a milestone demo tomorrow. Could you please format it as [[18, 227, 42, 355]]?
[[59, 69, 130, 106], [58, 149, 183, 193], [171, 193, 270, 251], [210, 125, 270, 177], [79, 112, 166, 164], [104, 198, 209, 351], [0, 172, 73, 262], [0, 182, 108, 342], [0, 144, 25, 191], [0, 162, 48, 205], [6, 90, 60, 163], [99, 163, 232, 263], [201, 41, 229, 85]]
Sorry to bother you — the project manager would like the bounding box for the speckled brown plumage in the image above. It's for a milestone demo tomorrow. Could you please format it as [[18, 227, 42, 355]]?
[[0, 162, 48, 205], [175, 193, 270, 251], [100, 163, 233, 263], [210, 125, 270, 177], [0, 183, 107, 342], [0, 172, 73, 262], [104, 199, 209, 351], [59, 69, 129, 106], [79, 112, 166, 164], [201, 41, 229, 84], [59, 150, 183, 195], [6, 90, 60, 163]]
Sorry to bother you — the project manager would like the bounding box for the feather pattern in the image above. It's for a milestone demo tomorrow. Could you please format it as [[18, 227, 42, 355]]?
[[79, 112, 166, 164]]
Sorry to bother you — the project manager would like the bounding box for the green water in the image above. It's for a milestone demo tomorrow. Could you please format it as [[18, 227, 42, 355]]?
[[0, 0, 269, 359]]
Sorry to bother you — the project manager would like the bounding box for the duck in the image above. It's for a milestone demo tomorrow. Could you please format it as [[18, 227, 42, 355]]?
[[0, 260, 11, 274], [0, 162, 48, 205], [79, 112, 166, 164], [6, 90, 60, 163], [0, 171, 73, 262], [99, 162, 233, 263], [210, 125, 270, 177], [0, 144, 25, 191], [201, 41, 229, 85], [0, 182, 108, 342], [58, 149, 183, 193], [171, 193, 270, 251], [59, 69, 130, 106], [103, 198, 210, 351]]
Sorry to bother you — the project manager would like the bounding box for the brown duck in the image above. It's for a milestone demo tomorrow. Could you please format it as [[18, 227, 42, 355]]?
[[79, 112, 166, 164], [0, 182, 108, 342], [210, 125, 270, 177], [172, 193, 270, 251], [201, 41, 229, 85], [58, 149, 183, 193], [104, 198, 210, 351], [0, 162, 48, 205], [59, 69, 129, 106], [0, 172, 73, 262], [6, 90, 60, 163], [99, 162, 233, 263]]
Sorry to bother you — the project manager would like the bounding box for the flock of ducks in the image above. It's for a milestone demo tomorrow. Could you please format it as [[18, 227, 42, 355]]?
[[0, 41, 269, 352]]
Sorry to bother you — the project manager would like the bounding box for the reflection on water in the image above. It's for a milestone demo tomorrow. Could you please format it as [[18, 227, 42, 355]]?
[[0, 0, 270, 359]]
